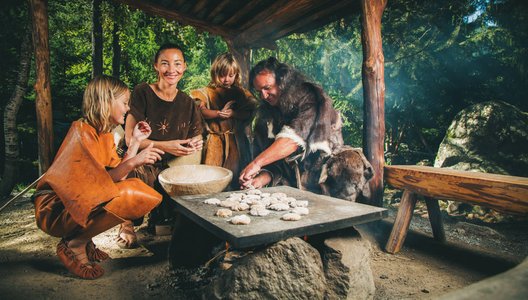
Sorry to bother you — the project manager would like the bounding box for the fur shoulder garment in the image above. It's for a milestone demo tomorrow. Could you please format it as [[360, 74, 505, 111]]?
[[276, 80, 344, 157]]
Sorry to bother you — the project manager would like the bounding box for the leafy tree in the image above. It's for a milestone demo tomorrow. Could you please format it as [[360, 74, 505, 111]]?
[[0, 0, 38, 188], [1, 23, 32, 198], [1, 0, 526, 187], [92, 0, 103, 77]]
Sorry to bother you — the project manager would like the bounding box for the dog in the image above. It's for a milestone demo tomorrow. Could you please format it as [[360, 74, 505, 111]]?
[[319, 146, 374, 202]]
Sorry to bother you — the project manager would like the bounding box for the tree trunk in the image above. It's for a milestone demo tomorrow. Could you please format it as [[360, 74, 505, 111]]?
[[225, 40, 250, 88], [29, 0, 53, 174], [360, 0, 387, 207], [393, 122, 407, 155], [92, 0, 103, 77], [112, 2, 121, 78], [1, 29, 32, 198]]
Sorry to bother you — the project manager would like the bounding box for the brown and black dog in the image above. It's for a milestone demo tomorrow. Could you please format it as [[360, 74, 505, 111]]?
[[319, 146, 374, 202]]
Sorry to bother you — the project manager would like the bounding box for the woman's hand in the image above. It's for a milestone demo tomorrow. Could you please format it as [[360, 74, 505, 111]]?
[[240, 172, 272, 189], [132, 121, 151, 142], [188, 136, 204, 151], [133, 143, 164, 166], [164, 139, 199, 157]]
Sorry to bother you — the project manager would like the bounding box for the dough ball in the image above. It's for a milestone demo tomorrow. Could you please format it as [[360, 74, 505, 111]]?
[[215, 208, 232, 218], [204, 198, 221, 205], [220, 199, 238, 208], [230, 215, 251, 225], [291, 200, 309, 208], [292, 207, 309, 216], [231, 202, 250, 211], [268, 203, 290, 211], [281, 213, 301, 221], [249, 206, 270, 216]]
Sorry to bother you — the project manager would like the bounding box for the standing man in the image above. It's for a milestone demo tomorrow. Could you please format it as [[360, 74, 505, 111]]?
[[239, 57, 346, 192]]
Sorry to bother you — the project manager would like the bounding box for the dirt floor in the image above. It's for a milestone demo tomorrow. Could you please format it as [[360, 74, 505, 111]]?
[[1, 196, 527, 299]]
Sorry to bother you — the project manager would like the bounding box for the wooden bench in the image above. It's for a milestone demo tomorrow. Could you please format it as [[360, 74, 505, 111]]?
[[384, 165, 528, 254]]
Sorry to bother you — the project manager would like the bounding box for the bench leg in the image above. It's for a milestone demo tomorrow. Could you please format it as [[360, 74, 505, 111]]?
[[424, 197, 446, 242], [385, 189, 418, 254]]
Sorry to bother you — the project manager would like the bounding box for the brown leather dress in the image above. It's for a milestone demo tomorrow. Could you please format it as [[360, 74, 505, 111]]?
[[34, 120, 162, 238]]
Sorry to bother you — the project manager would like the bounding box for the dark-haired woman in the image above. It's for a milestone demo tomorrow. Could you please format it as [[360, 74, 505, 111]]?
[[122, 43, 204, 247]]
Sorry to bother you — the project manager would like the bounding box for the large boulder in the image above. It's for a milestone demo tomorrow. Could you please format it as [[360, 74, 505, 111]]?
[[434, 101, 528, 177], [204, 237, 327, 299], [319, 229, 375, 300], [203, 231, 376, 300]]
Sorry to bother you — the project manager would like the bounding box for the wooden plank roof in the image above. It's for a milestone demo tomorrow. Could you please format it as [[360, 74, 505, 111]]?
[[114, 0, 360, 49]]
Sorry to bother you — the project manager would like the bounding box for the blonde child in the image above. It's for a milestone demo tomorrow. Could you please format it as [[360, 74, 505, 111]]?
[[191, 53, 258, 188], [33, 75, 164, 279]]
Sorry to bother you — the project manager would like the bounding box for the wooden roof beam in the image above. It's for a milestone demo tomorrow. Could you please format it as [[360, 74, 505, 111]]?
[[235, 0, 331, 46], [206, 0, 231, 21], [174, 0, 186, 8], [222, 0, 268, 26], [238, 0, 311, 32], [191, 0, 208, 15], [115, 0, 235, 38], [267, 0, 354, 41]]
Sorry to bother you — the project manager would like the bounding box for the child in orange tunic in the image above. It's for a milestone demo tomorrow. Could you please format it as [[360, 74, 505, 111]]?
[[33, 75, 164, 279], [190, 53, 258, 188]]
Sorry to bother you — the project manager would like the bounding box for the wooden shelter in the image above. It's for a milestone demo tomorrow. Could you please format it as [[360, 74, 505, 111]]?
[[29, 0, 387, 207], [115, 0, 363, 86]]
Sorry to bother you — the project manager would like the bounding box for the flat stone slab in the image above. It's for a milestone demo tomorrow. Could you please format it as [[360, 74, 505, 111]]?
[[171, 186, 387, 248]]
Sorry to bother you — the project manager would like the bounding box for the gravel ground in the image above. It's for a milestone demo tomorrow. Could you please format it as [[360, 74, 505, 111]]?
[[0, 196, 526, 299]]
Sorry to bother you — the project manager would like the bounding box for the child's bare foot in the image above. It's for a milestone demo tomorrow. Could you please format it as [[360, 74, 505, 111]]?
[[116, 221, 139, 249]]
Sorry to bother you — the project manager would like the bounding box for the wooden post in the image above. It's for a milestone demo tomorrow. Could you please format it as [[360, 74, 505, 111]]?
[[360, 0, 387, 207], [29, 0, 53, 174], [226, 40, 250, 88]]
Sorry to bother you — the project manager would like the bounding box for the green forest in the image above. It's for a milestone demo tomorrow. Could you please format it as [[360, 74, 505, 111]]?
[[1, 0, 527, 196]]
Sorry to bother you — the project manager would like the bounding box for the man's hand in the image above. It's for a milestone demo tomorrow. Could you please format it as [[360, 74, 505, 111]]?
[[240, 172, 272, 189], [239, 161, 262, 185]]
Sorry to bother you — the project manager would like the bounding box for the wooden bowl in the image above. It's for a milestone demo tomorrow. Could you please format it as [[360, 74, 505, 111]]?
[[158, 165, 233, 197]]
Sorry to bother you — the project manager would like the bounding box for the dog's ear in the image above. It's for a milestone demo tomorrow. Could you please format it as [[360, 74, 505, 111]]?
[[354, 148, 374, 180]]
